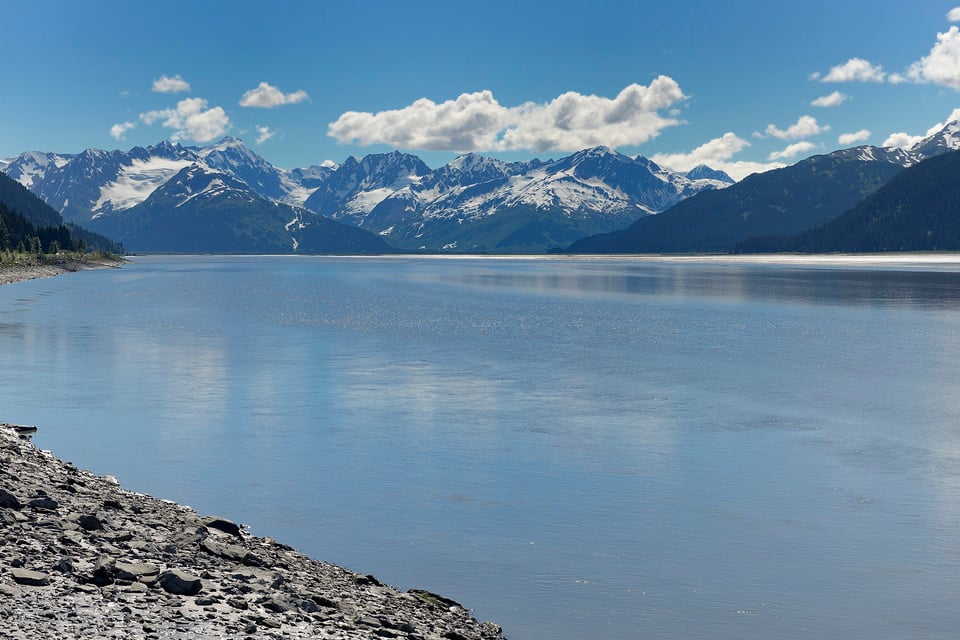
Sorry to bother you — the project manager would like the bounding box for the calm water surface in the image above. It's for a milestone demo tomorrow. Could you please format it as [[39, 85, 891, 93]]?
[[2, 255, 960, 639]]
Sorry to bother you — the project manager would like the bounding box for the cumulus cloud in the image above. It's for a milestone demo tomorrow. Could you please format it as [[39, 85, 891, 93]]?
[[906, 26, 960, 90], [762, 115, 830, 140], [818, 58, 887, 83], [811, 91, 847, 107], [883, 107, 960, 148], [768, 141, 817, 161], [883, 131, 924, 149], [838, 129, 871, 145], [949, 7, 960, 21], [152, 74, 191, 94], [140, 97, 230, 143], [110, 121, 136, 140], [499, 78, 687, 152], [328, 78, 688, 153], [651, 132, 784, 181], [254, 125, 275, 144], [239, 82, 309, 108]]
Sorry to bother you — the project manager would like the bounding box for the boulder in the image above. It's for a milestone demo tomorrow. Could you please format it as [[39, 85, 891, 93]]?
[[159, 569, 203, 596], [27, 496, 58, 511], [0, 488, 21, 510], [77, 514, 104, 531], [115, 561, 160, 585], [91, 556, 116, 586], [9, 567, 50, 587], [203, 516, 242, 537]]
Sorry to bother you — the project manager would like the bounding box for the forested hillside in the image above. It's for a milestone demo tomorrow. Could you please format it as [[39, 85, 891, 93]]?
[[735, 151, 960, 253]]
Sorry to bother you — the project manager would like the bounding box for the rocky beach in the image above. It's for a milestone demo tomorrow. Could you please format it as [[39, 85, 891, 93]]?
[[0, 423, 507, 639], [0, 256, 125, 287]]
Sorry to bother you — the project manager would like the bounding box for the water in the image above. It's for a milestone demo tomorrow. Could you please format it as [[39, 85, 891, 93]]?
[[2, 255, 960, 639]]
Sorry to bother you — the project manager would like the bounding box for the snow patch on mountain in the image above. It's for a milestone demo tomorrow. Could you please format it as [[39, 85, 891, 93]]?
[[3, 151, 69, 188], [93, 157, 194, 215]]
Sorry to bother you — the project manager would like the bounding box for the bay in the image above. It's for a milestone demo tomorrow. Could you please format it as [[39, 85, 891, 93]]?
[[2, 254, 960, 639]]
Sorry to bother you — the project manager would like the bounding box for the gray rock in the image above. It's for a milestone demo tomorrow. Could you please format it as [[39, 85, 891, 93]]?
[[200, 538, 263, 566], [9, 567, 50, 586], [91, 556, 116, 586], [77, 514, 104, 531], [27, 496, 58, 511], [159, 569, 203, 596], [53, 558, 75, 574], [115, 561, 160, 585], [59, 530, 85, 546], [203, 516, 242, 537], [0, 488, 21, 510]]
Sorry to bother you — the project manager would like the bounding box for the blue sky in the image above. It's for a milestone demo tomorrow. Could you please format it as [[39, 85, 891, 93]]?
[[4, 0, 960, 179]]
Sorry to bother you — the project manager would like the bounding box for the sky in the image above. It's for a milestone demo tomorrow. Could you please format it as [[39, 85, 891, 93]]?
[[4, 0, 960, 180]]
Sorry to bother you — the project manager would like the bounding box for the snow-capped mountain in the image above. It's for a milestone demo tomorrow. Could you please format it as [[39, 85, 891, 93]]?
[[774, 119, 960, 173], [910, 119, 960, 160], [2, 138, 733, 253], [85, 163, 393, 255], [1, 150, 71, 189], [1, 139, 324, 224], [828, 144, 920, 166], [302, 151, 432, 227], [357, 146, 734, 251]]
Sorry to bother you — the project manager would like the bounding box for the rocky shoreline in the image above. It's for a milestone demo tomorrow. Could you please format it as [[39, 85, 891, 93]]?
[[0, 424, 507, 639], [0, 256, 125, 287]]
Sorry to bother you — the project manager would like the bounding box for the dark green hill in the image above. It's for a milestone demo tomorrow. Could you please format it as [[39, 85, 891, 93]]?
[[0, 170, 63, 228], [563, 152, 905, 254], [735, 150, 960, 253]]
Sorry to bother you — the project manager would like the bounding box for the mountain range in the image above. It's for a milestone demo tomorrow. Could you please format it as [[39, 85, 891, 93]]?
[[1, 139, 732, 253], [3, 118, 958, 255], [562, 120, 960, 254]]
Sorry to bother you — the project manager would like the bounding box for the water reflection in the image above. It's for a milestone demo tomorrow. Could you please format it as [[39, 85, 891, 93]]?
[[442, 261, 960, 309], [4, 256, 960, 640]]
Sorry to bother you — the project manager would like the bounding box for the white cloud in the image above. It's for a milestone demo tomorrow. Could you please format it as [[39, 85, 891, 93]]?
[[152, 74, 191, 94], [239, 82, 309, 108], [498, 78, 687, 152], [328, 78, 688, 153], [811, 91, 847, 107], [763, 115, 830, 140], [768, 141, 817, 161], [882, 107, 960, 148], [140, 97, 230, 143], [948, 7, 960, 21], [906, 26, 960, 91], [652, 132, 749, 169], [838, 129, 871, 145], [255, 126, 275, 144], [883, 132, 924, 149], [110, 121, 136, 140], [819, 58, 886, 83], [651, 132, 784, 181], [329, 90, 512, 151]]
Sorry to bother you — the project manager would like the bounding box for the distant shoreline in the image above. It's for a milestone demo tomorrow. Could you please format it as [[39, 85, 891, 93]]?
[[0, 256, 125, 287]]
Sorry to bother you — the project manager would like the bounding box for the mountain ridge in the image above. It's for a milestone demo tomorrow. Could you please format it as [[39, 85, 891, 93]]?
[[6, 118, 957, 255], [558, 120, 960, 254]]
